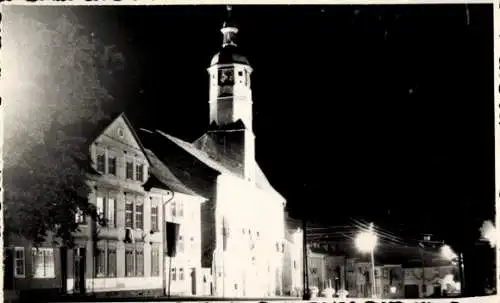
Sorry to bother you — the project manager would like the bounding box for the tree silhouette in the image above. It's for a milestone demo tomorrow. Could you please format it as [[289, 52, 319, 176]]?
[[3, 7, 126, 247]]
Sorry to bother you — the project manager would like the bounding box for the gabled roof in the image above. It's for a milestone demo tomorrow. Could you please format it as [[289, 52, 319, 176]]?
[[90, 112, 152, 166], [157, 130, 284, 201], [137, 129, 218, 199], [143, 148, 201, 197]]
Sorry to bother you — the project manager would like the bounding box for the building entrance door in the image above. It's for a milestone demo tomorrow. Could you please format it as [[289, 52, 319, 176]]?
[[4, 248, 14, 290], [73, 247, 86, 294], [191, 268, 196, 295], [404, 284, 419, 298]]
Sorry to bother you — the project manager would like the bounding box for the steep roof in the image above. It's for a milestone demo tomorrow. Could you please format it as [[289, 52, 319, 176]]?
[[158, 130, 284, 201], [137, 129, 217, 199], [90, 112, 151, 166], [143, 148, 201, 197]]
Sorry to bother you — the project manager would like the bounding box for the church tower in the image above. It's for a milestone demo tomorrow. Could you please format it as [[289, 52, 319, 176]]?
[[207, 6, 253, 129], [202, 6, 256, 181]]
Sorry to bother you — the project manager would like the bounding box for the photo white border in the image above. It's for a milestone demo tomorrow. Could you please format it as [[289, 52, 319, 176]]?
[[0, 1, 498, 302]]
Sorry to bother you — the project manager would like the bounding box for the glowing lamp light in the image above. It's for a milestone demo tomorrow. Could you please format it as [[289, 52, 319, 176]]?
[[390, 286, 397, 294], [441, 244, 458, 261], [480, 220, 497, 248], [355, 230, 378, 252]]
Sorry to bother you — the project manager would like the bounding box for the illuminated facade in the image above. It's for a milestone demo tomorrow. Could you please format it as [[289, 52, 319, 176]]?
[[282, 216, 304, 296], [205, 12, 287, 297], [134, 8, 288, 297]]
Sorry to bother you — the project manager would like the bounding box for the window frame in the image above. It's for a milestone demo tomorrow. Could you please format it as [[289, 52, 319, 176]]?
[[135, 246, 144, 277], [107, 153, 117, 176], [179, 267, 185, 281], [107, 245, 117, 278], [14, 247, 26, 278], [135, 200, 144, 230], [126, 160, 134, 180], [125, 244, 144, 277], [96, 194, 117, 228], [151, 245, 160, 277], [135, 163, 144, 182], [171, 267, 177, 281], [31, 247, 55, 279], [75, 208, 87, 225], [125, 247, 135, 277], [151, 205, 159, 232], [96, 153, 106, 173], [94, 246, 106, 278]]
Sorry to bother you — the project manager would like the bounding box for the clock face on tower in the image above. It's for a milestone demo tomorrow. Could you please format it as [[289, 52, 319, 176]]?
[[218, 68, 234, 86]]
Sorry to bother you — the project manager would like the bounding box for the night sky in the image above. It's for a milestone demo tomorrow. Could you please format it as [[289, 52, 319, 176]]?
[[25, 4, 496, 243]]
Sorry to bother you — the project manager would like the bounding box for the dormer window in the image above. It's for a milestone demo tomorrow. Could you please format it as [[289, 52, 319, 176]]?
[[97, 154, 105, 173]]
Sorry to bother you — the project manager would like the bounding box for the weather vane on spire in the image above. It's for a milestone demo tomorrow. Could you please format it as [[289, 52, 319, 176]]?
[[226, 5, 233, 20], [221, 4, 238, 47]]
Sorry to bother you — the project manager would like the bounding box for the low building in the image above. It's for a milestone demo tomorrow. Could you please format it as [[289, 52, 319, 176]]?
[[4, 235, 65, 299], [307, 248, 326, 293], [324, 255, 347, 293], [380, 265, 404, 299], [403, 265, 460, 298], [282, 215, 303, 297]]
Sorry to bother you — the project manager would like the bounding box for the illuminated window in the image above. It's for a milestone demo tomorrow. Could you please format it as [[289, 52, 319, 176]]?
[[31, 248, 55, 278]]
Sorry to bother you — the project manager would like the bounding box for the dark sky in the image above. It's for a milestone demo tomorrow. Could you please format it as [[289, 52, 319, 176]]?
[[42, 5, 496, 242]]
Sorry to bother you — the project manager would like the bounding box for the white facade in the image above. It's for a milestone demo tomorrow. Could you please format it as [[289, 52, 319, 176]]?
[[203, 14, 288, 298], [67, 115, 205, 296], [153, 189, 205, 296], [212, 173, 286, 297], [283, 227, 303, 296], [308, 251, 326, 291]]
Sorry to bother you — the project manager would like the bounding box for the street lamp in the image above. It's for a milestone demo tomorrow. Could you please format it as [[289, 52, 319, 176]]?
[[441, 244, 457, 261], [355, 223, 378, 298], [441, 244, 464, 296]]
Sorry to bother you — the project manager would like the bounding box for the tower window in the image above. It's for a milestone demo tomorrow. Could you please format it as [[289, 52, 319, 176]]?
[[238, 71, 243, 76]]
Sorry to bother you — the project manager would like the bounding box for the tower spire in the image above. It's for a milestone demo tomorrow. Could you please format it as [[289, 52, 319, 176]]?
[[221, 5, 238, 47]]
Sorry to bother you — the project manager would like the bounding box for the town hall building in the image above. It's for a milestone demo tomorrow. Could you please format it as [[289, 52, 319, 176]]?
[[138, 9, 288, 297]]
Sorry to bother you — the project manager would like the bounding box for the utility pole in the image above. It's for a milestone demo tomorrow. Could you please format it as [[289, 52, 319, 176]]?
[[368, 223, 376, 298], [458, 252, 465, 296], [302, 218, 310, 300], [418, 242, 425, 298]]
